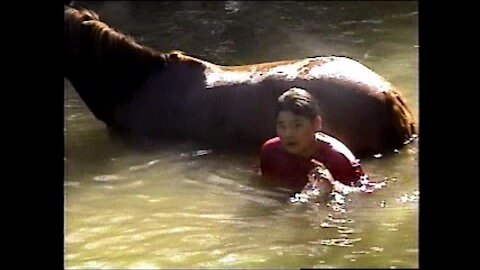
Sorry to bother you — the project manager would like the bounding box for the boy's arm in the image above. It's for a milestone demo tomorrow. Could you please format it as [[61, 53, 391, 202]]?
[[259, 144, 281, 182], [259, 147, 273, 177]]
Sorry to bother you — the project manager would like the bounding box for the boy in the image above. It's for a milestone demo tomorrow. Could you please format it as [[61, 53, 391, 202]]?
[[259, 87, 365, 194]]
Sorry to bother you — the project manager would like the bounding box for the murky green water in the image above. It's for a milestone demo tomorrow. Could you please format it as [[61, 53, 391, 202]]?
[[65, 1, 418, 268]]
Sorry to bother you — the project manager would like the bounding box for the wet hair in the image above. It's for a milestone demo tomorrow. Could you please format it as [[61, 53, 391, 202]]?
[[276, 87, 320, 120]]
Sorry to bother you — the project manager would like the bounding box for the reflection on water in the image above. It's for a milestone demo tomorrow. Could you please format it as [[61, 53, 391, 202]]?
[[65, 1, 418, 268]]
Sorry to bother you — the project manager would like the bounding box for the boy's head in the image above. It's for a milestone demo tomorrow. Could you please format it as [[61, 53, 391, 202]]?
[[275, 87, 322, 157], [276, 87, 320, 120]]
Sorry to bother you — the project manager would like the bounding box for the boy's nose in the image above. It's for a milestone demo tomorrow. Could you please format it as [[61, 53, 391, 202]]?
[[283, 128, 294, 138]]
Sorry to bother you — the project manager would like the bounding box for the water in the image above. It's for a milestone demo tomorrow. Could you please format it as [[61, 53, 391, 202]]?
[[65, 1, 418, 268]]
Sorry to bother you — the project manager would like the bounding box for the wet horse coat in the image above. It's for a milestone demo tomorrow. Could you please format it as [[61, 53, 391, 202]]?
[[64, 6, 417, 157]]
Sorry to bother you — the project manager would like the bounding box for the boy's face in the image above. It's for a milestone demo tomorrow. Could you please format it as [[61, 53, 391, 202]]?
[[276, 111, 319, 157]]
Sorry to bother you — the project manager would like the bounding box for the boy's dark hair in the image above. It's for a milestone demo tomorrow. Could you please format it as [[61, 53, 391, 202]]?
[[276, 87, 320, 120]]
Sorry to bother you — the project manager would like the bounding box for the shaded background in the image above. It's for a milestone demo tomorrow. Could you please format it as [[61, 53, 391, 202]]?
[[65, 1, 418, 268]]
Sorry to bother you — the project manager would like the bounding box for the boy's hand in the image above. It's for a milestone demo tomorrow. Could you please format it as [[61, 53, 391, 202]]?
[[310, 159, 358, 194], [310, 158, 326, 169], [309, 159, 334, 184], [302, 159, 334, 197]]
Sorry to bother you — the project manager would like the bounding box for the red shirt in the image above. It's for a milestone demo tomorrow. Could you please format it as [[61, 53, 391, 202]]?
[[260, 132, 364, 191]]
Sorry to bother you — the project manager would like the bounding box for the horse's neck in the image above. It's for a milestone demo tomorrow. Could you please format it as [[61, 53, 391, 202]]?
[[65, 15, 167, 126]]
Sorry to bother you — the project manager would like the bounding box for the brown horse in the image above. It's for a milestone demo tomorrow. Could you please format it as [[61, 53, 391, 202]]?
[[64, 5, 417, 157]]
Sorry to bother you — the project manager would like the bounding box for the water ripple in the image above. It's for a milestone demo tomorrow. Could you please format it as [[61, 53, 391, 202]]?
[[396, 190, 419, 203], [92, 174, 124, 182], [312, 237, 362, 247], [129, 159, 161, 171], [340, 19, 383, 25]]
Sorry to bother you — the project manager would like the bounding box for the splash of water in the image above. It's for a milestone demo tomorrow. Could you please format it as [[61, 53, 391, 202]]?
[[289, 165, 387, 205], [289, 163, 332, 204]]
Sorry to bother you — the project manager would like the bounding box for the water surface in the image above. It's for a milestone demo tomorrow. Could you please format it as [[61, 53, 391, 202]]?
[[65, 1, 418, 268]]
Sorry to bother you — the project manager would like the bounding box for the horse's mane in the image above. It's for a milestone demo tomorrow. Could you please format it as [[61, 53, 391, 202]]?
[[65, 5, 177, 129]]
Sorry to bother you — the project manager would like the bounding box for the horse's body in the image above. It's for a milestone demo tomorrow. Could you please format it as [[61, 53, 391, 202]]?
[[64, 6, 416, 157]]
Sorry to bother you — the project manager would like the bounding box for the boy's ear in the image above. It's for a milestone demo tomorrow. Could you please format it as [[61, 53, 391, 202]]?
[[313, 116, 322, 131]]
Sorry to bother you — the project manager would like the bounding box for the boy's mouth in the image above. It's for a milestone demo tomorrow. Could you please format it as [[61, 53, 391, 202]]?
[[284, 141, 298, 149]]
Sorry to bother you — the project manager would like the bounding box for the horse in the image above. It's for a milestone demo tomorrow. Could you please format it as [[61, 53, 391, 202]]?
[[64, 5, 417, 158]]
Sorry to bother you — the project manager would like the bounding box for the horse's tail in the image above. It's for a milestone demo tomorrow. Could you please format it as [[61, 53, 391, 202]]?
[[384, 88, 417, 150]]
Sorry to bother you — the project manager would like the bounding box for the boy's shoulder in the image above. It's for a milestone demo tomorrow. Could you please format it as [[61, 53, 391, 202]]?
[[260, 137, 285, 164], [315, 132, 357, 162], [261, 137, 282, 152]]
